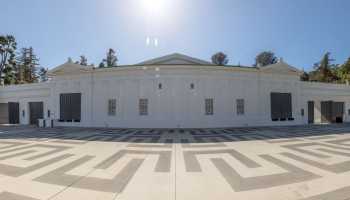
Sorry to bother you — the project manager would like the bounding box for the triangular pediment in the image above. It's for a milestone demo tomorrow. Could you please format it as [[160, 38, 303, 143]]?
[[137, 53, 214, 66], [259, 61, 302, 76], [49, 62, 92, 76]]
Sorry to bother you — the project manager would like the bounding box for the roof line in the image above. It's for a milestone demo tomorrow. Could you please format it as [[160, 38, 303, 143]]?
[[137, 53, 214, 65]]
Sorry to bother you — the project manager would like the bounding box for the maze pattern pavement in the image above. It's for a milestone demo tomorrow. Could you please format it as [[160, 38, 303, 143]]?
[[0, 125, 350, 199]]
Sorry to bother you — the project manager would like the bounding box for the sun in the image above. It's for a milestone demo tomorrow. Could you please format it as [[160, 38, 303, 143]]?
[[141, 0, 168, 16], [136, 0, 180, 39]]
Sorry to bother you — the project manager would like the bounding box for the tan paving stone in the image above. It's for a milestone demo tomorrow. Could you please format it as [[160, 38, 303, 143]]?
[[0, 125, 350, 199]]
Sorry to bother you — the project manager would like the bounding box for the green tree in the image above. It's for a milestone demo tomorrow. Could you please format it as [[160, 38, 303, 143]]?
[[254, 51, 278, 67], [98, 62, 105, 68], [211, 52, 228, 66], [79, 55, 88, 66], [337, 57, 350, 83], [16, 47, 40, 83], [300, 71, 309, 81], [309, 52, 339, 83], [67, 57, 73, 63], [38, 67, 48, 82], [3, 65, 16, 85], [0, 35, 17, 85], [102, 48, 118, 67]]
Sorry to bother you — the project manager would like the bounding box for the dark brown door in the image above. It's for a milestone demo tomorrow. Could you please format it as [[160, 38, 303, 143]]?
[[8, 102, 20, 124], [332, 102, 344, 123], [60, 93, 81, 122], [321, 101, 332, 123], [0, 103, 9, 124], [270, 92, 293, 121], [308, 101, 314, 124], [29, 102, 43, 125]]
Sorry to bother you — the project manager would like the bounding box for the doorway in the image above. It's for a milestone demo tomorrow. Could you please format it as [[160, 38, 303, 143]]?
[[332, 102, 344, 123], [8, 102, 20, 124], [321, 101, 332, 123], [29, 102, 43, 125], [320, 101, 344, 123], [308, 101, 314, 124], [0, 103, 9, 124]]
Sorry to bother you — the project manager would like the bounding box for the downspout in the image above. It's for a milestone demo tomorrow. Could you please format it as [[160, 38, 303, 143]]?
[[90, 67, 95, 127], [257, 67, 262, 125]]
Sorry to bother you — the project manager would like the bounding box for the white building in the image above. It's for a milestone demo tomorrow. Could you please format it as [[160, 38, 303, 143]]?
[[0, 53, 349, 128]]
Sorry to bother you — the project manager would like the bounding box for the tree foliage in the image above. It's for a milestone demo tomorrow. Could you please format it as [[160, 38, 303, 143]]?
[[0, 35, 17, 85], [338, 57, 350, 83], [309, 52, 338, 83], [211, 52, 228, 66], [98, 62, 105, 68], [38, 67, 48, 82], [254, 51, 278, 67], [16, 47, 40, 84], [0, 35, 55, 85], [301, 53, 350, 84], [101, 48, 118, 67], [3, 65, 16, 85], [79, 55, 88, 66], [300, 71, 309, 81]]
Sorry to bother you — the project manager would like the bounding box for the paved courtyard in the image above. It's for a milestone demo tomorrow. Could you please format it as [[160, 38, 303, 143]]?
[[0, 125, 350, 199]]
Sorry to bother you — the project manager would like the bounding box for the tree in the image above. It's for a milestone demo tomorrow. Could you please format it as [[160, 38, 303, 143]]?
[[15, 49, 24, 84], [16, 47, 40, 83], [300, 71, 309, 81], [98, 62, 105, 68], [3, 65, 16, 85], [38, 67, 48, 82], [338, 57, 350, 83], [27, 47, 39, 83], [0, 35, 17, 85], [79, 55, 88, 66], [211, 52, 228, 66], [254, 51, 278, 67], [309, 52, 338, 83], [67, 57, 73, 63], [101, 48, 118, 67]]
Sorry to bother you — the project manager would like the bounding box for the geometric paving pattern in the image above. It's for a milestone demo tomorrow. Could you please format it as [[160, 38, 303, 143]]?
[[1, 124, 350, 199]]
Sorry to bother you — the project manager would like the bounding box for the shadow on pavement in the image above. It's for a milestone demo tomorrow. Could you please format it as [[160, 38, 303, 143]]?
[[0, 124, 350, 144]]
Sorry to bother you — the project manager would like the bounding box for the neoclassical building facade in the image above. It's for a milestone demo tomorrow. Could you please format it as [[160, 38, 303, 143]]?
[[0, 53, 349, 128]]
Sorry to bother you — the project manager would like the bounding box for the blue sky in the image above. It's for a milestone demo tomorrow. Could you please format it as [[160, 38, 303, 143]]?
[[1, 0, 350, 70]]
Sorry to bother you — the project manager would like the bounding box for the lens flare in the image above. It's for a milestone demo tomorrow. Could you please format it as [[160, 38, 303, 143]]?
[[141, 0, 169, 17]]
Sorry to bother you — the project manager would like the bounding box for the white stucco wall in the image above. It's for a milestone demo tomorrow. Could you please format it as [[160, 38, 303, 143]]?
[[300, 81, 350, 123], [0, 65, 349, 128], [0, 83, 51, 125]]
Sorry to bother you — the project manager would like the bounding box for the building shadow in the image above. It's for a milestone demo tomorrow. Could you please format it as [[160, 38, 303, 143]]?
[[0, 124, 349, 144]]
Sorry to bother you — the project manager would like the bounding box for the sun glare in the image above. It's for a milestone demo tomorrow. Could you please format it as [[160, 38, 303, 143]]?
[[141, 0, 169, 17], [136, 0, 180, 47]]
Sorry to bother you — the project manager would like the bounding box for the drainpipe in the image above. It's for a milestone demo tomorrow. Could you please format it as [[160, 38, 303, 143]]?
[[90, 68, 95, 127]]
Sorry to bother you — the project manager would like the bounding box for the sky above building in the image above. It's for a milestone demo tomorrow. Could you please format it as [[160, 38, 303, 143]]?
[[1, 0, 350, 70]]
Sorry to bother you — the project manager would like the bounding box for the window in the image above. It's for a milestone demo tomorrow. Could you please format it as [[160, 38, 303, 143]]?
[[190, 83, 195, 90], [139, 99, 148, 116], [236, 99, 245, 115], [270, 92, 292, 121], [158, 83, 162, 90], [47, 110, 51, 118], [205, 99, 214, 115], [301, 109, 304, 116], [60, 93, 81, 122], [108, 99, 116, 116], [348, 109, 350, 116]]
